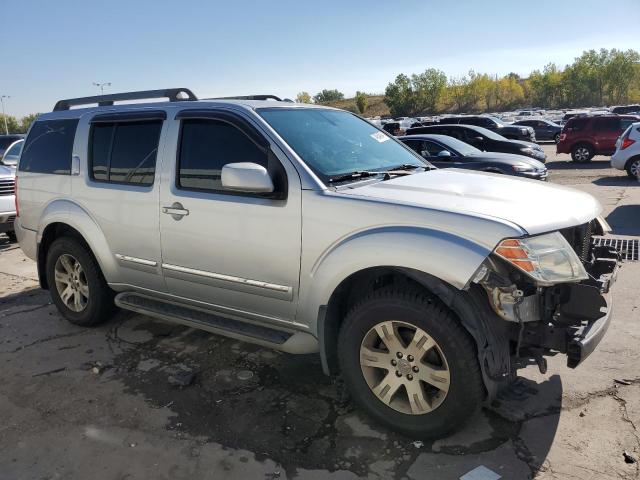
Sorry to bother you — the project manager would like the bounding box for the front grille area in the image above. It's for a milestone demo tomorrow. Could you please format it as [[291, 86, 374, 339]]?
[[561, 221, 593, 262], [592, 237, 639, 261], [0, 178, 15, 196]]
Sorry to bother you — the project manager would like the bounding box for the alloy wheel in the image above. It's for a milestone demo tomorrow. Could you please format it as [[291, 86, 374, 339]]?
[[359, 320, 450, 415], [54, 254, 89, 312], [630, 159, 640, 177], [574, 147, 591, 162]]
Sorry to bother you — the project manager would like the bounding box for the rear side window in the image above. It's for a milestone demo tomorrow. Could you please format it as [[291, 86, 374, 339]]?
[[594, 117, 620, 131], [19, 120, 78, 174], [178, 119, 268, 192], [565, 118, 589, 132], [89, 120, 162, 185]]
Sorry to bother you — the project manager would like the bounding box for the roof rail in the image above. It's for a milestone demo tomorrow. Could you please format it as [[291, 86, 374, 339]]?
[[53, 88, 197, 111], [207, 95, 283, 101]]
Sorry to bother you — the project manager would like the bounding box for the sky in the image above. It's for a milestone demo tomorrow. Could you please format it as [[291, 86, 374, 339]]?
[[2, 0, 639, 117]]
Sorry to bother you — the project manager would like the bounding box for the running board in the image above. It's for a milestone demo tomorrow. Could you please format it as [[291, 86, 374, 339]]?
[[115, 292, 294, 345]]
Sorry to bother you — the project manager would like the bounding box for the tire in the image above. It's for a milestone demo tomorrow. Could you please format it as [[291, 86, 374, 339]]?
[[571, 144, 594, 163], [5, 230, 17, 242], [625, 157, 640, 178], [554, 133, 560, 144], [337, 288, 484, 438], [46, 237, 116, 326]]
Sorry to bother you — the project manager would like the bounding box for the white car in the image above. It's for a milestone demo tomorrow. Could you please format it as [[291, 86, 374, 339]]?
[[0, 164, 16, 241], [611, 122, 640, 177]]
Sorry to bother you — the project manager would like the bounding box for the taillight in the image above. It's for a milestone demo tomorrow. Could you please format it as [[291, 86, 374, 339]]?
[[14, 176, 19, 217], [559, 133, 566, 142], [621, 138, 636, 150]]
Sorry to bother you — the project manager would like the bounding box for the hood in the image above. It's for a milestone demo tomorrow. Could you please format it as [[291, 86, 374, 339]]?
[[339, 169, 600, 235], [505, 138, 541, 150], [0, 164, 15, 177], [469, 152, 546, 169]]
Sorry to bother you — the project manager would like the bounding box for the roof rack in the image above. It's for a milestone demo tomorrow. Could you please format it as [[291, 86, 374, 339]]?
[[207, 95, 283, 101], [53, 88, 198, 111]]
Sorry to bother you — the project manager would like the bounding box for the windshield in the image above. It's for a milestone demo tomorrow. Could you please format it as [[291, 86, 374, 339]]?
[[439, 136, 482, 156], [469, 125, 506, 141], [259, 108, 427, 182], [5, 140, 23, 157]]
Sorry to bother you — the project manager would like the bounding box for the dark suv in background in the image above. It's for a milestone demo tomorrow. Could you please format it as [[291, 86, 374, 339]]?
[[406, 124, 547, 162], [513, 119, 562, 143], [439, 115, 536, 142], [557, 115, 640, 162]]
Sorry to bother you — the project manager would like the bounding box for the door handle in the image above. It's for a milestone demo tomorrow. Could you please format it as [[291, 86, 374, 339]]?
[[162, 202, 189, 220]]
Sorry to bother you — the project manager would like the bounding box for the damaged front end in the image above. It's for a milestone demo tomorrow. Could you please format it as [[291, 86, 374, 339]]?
[[473, 217, 620, 375]]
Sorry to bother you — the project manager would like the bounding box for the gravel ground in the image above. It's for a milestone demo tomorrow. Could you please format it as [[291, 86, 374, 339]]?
[[0, 143, 638, 480]]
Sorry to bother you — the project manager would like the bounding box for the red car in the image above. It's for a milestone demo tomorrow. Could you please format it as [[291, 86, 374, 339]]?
[[557, 114, 640, 162]]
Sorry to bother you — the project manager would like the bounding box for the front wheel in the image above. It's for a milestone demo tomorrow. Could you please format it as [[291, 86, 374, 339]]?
[[46, 237, 116, 326], [571, 144, 594, 163], [337, 288, 484, 438], [554, 133, 561, 144]]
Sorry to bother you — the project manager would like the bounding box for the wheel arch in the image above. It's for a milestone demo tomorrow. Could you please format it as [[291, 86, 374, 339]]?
[[36, 200, 117, 289], [317, 265, 510, 400]]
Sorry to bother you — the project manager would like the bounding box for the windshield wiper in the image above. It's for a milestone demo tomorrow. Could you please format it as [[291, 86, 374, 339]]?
[[328, 165, 429, 184]]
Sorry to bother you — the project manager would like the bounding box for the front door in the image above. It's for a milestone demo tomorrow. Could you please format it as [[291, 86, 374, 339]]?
[[159, 110, 302, 323]]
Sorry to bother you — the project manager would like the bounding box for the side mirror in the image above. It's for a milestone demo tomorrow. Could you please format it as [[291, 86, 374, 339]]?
[[437, 150, 452, 158], [221, 162, 274, 193]]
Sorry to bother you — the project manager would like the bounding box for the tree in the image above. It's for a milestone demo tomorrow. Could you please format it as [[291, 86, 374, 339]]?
[[384, 74, 415, 116], [313, 89, 344, 103], [20, 113, 40, 133], [0, 114, 20, 135], [355, 91, 368, 114], [296, 91, 312, 104], [411, 68, 447, 113]]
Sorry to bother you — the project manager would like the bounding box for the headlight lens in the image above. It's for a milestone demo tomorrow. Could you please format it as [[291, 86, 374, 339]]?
[[494, 232, 588, 285], [512, 163, 535, 172]]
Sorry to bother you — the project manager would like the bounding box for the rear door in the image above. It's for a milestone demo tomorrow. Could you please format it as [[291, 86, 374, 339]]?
[[72, 111, 167, 292], [158, 109, 302, 322], [593, 117, 622, 153]]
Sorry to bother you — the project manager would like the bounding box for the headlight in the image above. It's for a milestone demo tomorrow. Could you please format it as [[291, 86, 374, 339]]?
[[494, 232, 588, 285], [521, 128, 528, 134], [512, 164, 535, 172]]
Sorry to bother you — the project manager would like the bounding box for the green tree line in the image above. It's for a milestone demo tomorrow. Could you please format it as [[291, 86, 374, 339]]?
[[384, 48, 640, 116], [0, 113, 39, 134]]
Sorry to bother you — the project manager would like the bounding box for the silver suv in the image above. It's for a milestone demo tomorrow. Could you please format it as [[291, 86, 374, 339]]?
[[15, 88, 619, 437]]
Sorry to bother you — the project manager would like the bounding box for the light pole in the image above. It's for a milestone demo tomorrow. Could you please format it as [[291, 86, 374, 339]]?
[[92, 82, 111, 95], [0, 95, 9, 135]]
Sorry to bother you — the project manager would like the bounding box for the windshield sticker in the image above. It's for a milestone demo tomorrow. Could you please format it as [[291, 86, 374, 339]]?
[[370, 131, 390, 143]]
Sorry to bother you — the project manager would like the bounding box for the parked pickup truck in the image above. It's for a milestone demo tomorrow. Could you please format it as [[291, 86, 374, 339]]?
[[15, 88, 620, 438]]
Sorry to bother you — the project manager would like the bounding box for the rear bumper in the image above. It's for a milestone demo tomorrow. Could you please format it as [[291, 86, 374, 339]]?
[[14, 218, 37, 261]]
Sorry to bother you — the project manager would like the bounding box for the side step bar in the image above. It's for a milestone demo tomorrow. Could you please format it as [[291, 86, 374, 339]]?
[[114, 292, 318, 354]]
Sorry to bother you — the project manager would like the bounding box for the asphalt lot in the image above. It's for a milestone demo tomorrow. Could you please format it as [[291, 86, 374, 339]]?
[[1, 144, 639, 480]]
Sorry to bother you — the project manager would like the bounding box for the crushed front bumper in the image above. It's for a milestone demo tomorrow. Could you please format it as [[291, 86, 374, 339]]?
[[518, 244, 620, 369]]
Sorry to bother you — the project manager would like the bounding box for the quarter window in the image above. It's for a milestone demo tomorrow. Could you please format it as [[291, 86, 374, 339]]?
[[89, 120, 162, 185], [18, 119, 78, 174], [178, 119, 269, 193]]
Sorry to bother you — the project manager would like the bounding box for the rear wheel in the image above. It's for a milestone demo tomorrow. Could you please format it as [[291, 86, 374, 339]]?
[[46, 237, 116, 326], [625, 157, 640, 178], [571, 144, 594, 163], [5, 230, 17, 242], [337, 288, 484, 438]]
